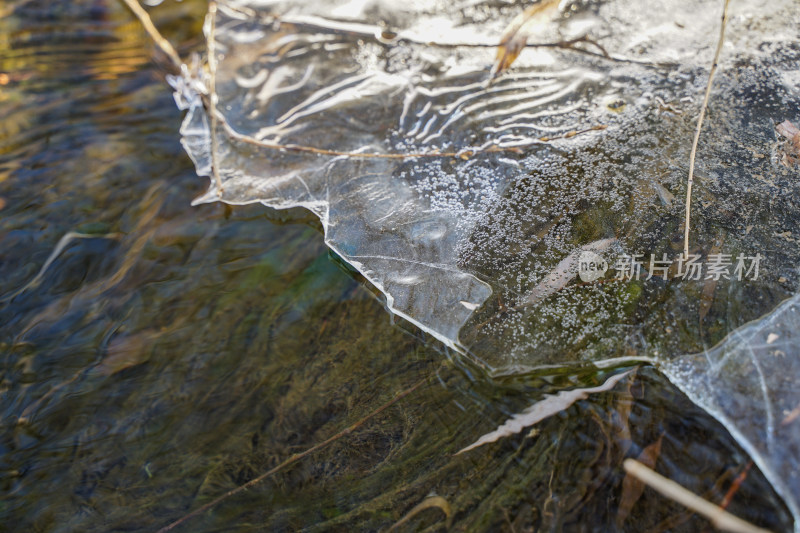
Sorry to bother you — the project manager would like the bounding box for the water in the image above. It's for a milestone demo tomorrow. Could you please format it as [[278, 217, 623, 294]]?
[[0, 1, 794, 531]]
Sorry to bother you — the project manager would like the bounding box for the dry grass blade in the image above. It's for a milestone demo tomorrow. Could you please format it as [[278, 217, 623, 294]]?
[[720, 461, 753, 510], [683, 0, 731, 259], [782, 403, 800, 426], [650, 467, 736, 533], [491, 0, 560, 78], [623, 459, 772, 533], [389, 495, 453, 531]]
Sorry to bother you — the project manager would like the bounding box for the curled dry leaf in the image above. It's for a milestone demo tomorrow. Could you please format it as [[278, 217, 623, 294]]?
[[389, 495, 453, 531], [776, 120, 800, 167], [491, 0, 561, 78]]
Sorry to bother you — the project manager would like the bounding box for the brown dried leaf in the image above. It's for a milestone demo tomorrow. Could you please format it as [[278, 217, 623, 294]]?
[[491, 0, 560, 78], [776, 120, 800, 140], [616, 434, 664, 528], [95, 330, 157, 376], [776, 120, 800, 167]]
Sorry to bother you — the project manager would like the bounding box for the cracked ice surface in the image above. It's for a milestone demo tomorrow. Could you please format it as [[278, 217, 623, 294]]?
[[665, 295, 800, 528], [174, 0, 800, 525]]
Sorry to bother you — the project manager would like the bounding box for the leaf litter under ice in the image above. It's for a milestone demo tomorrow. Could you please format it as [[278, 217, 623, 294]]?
[[170, 0, 800, 527]]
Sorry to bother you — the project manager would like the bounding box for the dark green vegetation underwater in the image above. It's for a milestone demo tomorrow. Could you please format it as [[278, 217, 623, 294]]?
[[0, 1, 793, 531]]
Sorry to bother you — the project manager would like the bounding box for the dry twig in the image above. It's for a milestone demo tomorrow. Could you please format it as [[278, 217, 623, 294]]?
[[120, 0, 608, 168], [206, 1, 224, 197], [623, 459, 771, 533], [217, 114, 605, 160], [119, 0, 183, 73]]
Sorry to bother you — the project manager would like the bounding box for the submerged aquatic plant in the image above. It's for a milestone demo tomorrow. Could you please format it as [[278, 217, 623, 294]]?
[[121, 0, 800, 530]]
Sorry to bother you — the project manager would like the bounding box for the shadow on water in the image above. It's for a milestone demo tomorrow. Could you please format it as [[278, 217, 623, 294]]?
[[0, 1, 792, 531]]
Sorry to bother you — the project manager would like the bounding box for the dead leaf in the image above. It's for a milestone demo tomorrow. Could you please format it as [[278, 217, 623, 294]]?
[[776, 120, 800, 141], [94, 330, 157, 376], [776, 120, 800, 167], [616, 434, 664, 528], [491, 0, 560, 78]]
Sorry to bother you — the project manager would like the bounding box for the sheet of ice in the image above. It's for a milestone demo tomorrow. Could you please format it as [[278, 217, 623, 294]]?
[[172, 0, 800, 526], [665, 295, 800, 528]]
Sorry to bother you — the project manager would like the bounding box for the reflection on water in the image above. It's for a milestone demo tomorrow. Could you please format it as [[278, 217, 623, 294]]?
[[0, 1, 792, 531]]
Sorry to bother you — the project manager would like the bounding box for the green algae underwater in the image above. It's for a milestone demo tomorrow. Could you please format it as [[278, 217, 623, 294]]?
[[0, 1, 795, 532]]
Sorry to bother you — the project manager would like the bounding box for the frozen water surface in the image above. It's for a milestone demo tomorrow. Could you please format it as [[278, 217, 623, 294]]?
[[173, 0, 800, 527]]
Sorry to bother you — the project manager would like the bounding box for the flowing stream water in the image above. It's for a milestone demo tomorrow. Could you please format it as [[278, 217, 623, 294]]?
[[0, 1, 797, 531]]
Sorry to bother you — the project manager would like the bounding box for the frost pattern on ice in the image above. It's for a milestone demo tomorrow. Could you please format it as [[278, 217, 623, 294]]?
[[665, 295, 800, 528], [174, 0, 800, 526]]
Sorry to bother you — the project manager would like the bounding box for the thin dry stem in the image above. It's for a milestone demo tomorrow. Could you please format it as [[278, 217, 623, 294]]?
[[720, 461, 753, 510], [217, 113, 606, 160], [206, 1, 224, 197], [155, 378, 427, 533], [121, 0, 608, 167], [119, 0, 183, 72], [623, 459, 771, 533], [683, 0, 730, 259]]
